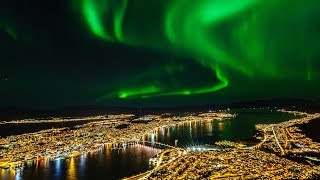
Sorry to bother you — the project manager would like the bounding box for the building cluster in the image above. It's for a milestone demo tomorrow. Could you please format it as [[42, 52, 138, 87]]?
[[0, 114, 135, 124], [147, 149, 320, 179], [255, 111, 320, 158], [215, 140, 246, 149], [127, 109, 320, 179], [0, 112, 233, 169]]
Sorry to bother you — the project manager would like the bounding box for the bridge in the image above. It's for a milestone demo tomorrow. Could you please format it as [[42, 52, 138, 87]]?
[[139, 141, 175, 149], [110, 140, 175, 150]]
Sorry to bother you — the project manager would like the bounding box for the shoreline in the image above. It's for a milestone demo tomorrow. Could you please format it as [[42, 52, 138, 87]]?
[[0, 112, 235, 170], [130, 110, 320, 179]]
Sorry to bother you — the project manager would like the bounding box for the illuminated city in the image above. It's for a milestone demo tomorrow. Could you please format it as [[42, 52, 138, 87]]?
[[123, 110, 320, 179], [0, 109, 320, 179], [0, 112, 234, 169], [1, 0, 320, 179]]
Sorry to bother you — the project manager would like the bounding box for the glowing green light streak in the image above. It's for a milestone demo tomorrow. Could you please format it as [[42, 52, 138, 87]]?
[[76, 0, 320, 100], [151, 66, 228, 98], [165, 0, 256, 77], [81, 0, 129, 42], [117, 65, 228, 99], [82, 0, 109, 39], [118, 85, 160, 99], [114, 0, 128, 42]]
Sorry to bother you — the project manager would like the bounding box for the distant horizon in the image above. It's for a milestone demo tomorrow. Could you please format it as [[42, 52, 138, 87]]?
[[0, 97, 316, 110], [1, 1, 320, 179], [2, 1, 320, 109]]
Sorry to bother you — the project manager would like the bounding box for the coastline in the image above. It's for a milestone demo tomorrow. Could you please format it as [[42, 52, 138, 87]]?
[[129, 110, 320, 179], [0, 112, 234, 170]]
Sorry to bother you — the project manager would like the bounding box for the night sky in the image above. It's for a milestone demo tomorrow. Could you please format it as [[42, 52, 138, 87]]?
[[1, 0, 320, 108]]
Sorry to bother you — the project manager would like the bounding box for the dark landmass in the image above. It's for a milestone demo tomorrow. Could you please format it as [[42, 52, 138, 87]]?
[[0, 98, 319, 121], [296, 118, 320, 143], [0, 119, 105, 137], [0, 106, 136, 121]]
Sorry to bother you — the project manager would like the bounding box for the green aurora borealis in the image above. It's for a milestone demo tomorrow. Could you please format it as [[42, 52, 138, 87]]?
[[79, 0, 320, 99], [1, 0, 320, 107]]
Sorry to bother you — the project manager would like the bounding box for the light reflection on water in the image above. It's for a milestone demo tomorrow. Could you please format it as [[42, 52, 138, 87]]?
[[145, 109, 299, 147], [1, 145, 162, 180], [0, 109, 298, 180], [54, 158, 62, 178], [67, 158, 76, 180]]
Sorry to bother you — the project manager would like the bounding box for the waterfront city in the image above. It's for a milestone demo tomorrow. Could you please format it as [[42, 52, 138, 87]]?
[[127, 109, 320, 179], [0, 112, 234, 169], [0, 108, 320, 179]]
